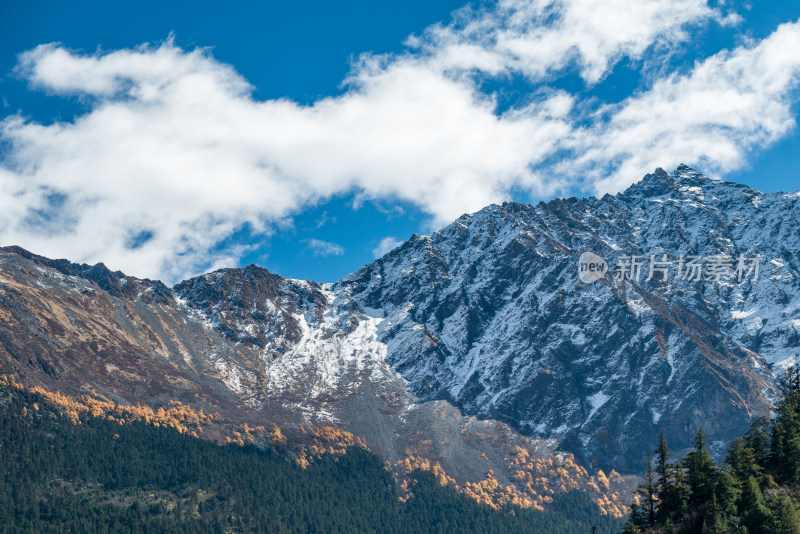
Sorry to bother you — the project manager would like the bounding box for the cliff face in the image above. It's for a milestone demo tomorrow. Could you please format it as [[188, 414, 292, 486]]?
[[1, 166, 797, 475], [335, 165, 795, 469]]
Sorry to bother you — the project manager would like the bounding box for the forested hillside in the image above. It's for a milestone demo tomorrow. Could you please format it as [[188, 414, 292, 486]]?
[[623, 368, 800, 533], [0, 377, 623, 533]]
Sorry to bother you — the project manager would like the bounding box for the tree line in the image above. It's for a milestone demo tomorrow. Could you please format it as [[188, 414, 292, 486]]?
[[0, 376, 622, 533]]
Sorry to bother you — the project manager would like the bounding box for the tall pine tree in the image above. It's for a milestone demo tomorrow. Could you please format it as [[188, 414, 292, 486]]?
[[741, 476, 773, 534], [685, 427, 717, 510], [774, 495, 800, 534], [726, 437, 761, 484]]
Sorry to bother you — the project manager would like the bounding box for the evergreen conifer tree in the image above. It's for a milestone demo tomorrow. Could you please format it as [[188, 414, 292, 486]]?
[[769, 367, 800, 483], [726, 437, 761, 484], [654, 431, 675, 525], [774, 495, 800, 534], [714, 470, 741, 532], [685, 427, 717, 509], [745, 418, 771, 471], [638, 454, 657, 527], [770, 367, 800, 484], [705, 493, 729, 534], [672, 459, 690, 523], [741, 476, 773, 534]]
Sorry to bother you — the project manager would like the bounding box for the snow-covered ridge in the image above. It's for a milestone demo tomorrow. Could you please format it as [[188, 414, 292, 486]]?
[[329, 165, 795, 470]]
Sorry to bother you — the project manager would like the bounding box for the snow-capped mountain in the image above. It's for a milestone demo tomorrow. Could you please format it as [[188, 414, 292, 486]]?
[[335, 165, 798, 469], [168, 165, 796, 470], [1, 165, 797, 475]]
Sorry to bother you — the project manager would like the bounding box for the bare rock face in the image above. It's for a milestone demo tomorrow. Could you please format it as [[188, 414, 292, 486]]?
[[336, 165, 795, 470], [1, 165, 797, 477]]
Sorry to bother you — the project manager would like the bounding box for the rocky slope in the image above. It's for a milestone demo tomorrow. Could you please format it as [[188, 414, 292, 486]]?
[[337, 166, 796, 470], [0, 165, 796, 480], [0, 245, 633, 515]]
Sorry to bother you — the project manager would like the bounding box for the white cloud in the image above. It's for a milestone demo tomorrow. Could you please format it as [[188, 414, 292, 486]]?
[[575, 19, 800, 193], [307, 238, 344, 257], [413, 0, 727, 83], [0, 40, 569, 282], [1, 3, 800, 283], [372, 236, 403, 258], [17, 40, 250, 99]]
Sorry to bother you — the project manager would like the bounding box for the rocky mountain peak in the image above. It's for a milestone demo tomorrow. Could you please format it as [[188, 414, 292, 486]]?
[[0, 245, 172, 304], [173, 265, 329, 349], [619, 164, 728, 200], [619, 165, 762, 212]]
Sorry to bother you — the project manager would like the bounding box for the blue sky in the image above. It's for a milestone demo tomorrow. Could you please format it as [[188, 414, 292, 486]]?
[[1, 0, 799, 284]]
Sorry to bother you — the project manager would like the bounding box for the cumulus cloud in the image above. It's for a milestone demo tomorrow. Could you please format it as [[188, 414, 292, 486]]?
[[372, 237, 403, 258], [0, 39, 569, 281], [307, 238, 344, 257], [411, 0, 729, 83], [574, 19, 800, 193], [1, 3, 800, 283]]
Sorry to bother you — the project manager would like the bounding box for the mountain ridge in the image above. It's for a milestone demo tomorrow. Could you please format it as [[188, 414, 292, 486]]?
[[334, 165, 794, 470], [0, 241, 635, 516], [1, 166, 797, 479]]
